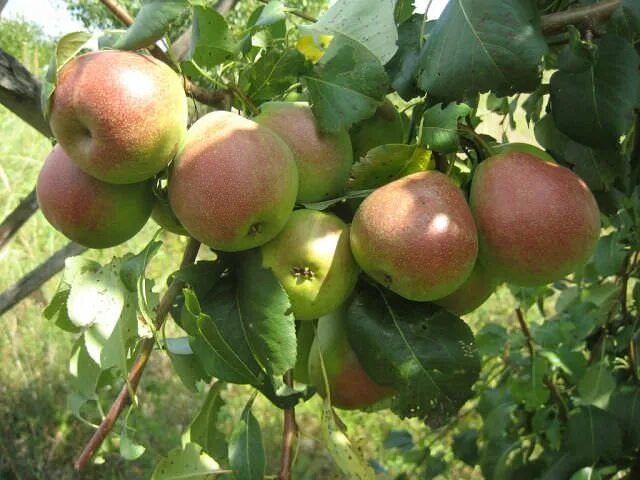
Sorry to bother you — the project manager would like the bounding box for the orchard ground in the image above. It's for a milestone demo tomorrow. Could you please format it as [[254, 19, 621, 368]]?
[[0, 87, 541, 478]]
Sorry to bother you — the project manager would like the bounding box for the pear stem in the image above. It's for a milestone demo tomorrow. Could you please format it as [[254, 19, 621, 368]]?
[[73, 238, 201, 471]]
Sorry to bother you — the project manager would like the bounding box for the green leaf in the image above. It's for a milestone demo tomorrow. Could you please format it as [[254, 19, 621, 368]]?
[[303, 0, 398, 64], [120, 429, 146, 461], [186, 5, 235, 68], [152, 443, 221, 479], [420, 102, 472, 153], [475, 324, 508, 357], [120, 240, 162, 292], [418, 0, 547, 101], [229, 402, 265, 480], [44, 289, 79, 334], [301, 189, 373, 211], [550, 34, 640, 149], [608, 0, 640, 40], [385, 14, 424, 100], [453, 429, 479, 466], [69, 338, 102, 397], [304, 34, 389, 132], [566, 406, 622, 464], [348, 145, 434, 191], [256, 0, 286, 26], [510, 356, 550, 410], [593, 233, 627, 277], [557, 26, 594, 73], [570, 467, 602, 480], [383, 430, 413, 451], [581, 282, 621, 312], [577, 363, 615, 409], [608, 387, 640, 447], [345, 283, 480, 422], [321, 400, 376, 480], [166, 337, 210, 392], [183, 382, 228, 462], [237, 250, 296, 376], [115, 0, 188, 51], [248, 49, 307, 103], [41, 31, 92, 119], [66, 259, 125, 329]]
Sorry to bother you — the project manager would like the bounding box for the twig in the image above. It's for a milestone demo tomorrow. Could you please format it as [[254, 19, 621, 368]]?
[[540, 0, 621, 34], [98, 0, 227, 108], [0, 188, 39, 251], [515, 308, 568, 422], [257, 0, 316, 22], [515, 307, 534, 357], [0, 241, 87, 316], [278, 370, 297, 480], [74, 238, 201, 471]]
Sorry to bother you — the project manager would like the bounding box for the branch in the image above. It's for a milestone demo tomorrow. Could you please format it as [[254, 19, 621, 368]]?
[[278, 370, 297, 480], [0, 188, 39, 251], [541, 0, 621, 34], [98, 0, 228, 108], [74, 238, 201, 471], [0, 242, 87, 316], [0, 48, 52, 137]]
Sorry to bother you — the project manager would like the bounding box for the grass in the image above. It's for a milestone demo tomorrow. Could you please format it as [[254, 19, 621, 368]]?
[[0, 59, 543, 478]]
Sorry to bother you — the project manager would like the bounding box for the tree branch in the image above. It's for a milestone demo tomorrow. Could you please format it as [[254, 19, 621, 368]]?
[[278, 370, 297, 480], [74, 238, 201, 471], [98, 0, 229, 108], [0, 241, 87, 316], [0, 188, 39, 251], [541, 0, 621, 35], [257, 0, 316, 22], [0, 48, 52, 137]]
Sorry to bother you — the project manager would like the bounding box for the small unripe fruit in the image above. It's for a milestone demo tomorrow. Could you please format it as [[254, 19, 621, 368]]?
[[49, 50, 188, 184], [350, 100, 407, 161], [37, 145, 153, 248], [261, 210, 359, 320], [169, 111, 298, 251], [350, 171, 478, 301], [470, 150, 600, 286]]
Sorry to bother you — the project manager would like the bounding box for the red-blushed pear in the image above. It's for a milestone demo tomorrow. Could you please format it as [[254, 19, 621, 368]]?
[[308, 308, 393, 410], [350, 171, 478, 302], [261, 209, 359, 320], [470, 149, 601, 286], [36, 145, 153, 248], [49, 50, 188, 184], [492, 142, 555, 163], [435, 262, 498, 316], [168, 111, 298, 251], [254, 102, 353, 203], [350, 99, 407, 161]]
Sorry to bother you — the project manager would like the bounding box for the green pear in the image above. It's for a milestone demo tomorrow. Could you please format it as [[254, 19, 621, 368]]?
[[308, 308, 393, 410], [261, 209, 359, 320], [470, 148, 600, 286], [435, 262, 498, 316], [151, 194, 188, 236], [350, 99, 407, 161], [49, 50, 188, 184], [169, 111, 298, 252], [36, 145, 153, 248], [255, 102, 353, 203], [350, 171, 478, 301]]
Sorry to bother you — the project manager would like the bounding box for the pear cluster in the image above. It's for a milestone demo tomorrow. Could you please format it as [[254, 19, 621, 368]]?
[[36, 50, 601, 411], [37, 50, 188, 248]]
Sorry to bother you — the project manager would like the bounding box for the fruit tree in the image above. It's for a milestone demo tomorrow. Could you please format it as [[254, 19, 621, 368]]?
[[1, 0, 639, 478]]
